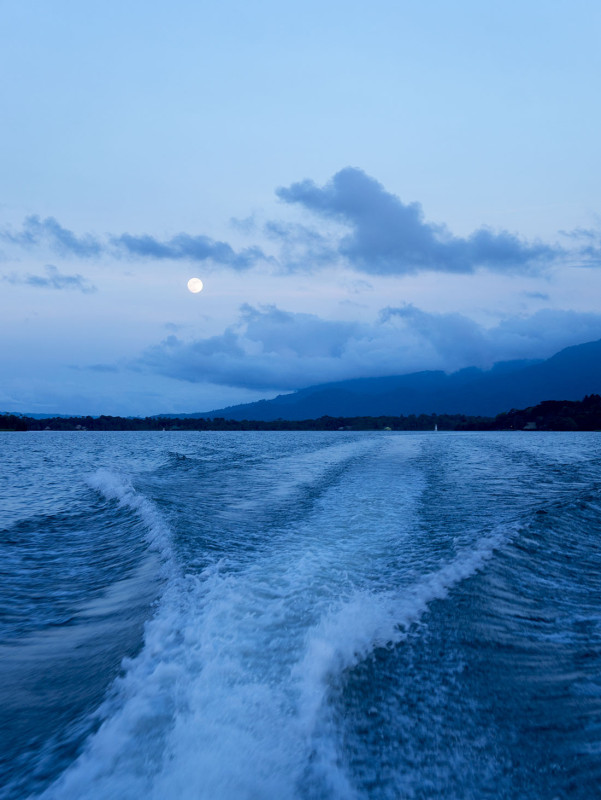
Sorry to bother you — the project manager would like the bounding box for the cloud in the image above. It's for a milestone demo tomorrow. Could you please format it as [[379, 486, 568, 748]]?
[[380, 305, 601, 368], [523, 291, 550, 300], [230, 215, 258, 234], [560, 226, 601, 265], [111, 233, 267, 269], [1, 216, 267, 269], [2, 169, 594, 276], [263, 220, 337, 270], [3, 264, 97, 293], [137, 303, 601, 391], [276, 167, 561, 275], [140, 304, 364, 390], [3, 215, 102, 258], [70, 364, 120, 373]]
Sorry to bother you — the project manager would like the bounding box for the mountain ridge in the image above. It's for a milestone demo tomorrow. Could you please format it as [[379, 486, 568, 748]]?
[[177, 339, 601, 421]]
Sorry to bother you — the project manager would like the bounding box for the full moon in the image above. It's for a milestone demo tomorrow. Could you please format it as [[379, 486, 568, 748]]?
[[187, 277, 204, 293]]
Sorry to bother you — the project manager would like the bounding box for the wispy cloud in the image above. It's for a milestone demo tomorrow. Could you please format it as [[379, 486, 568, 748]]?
[[276, 168, 562, 275], [263, 220, 337, 270], [137, 303, 601, 391], [559, 226, 601, 265], [1, 216, 268, 269], [111, 232, 266, 269], [3, 264, 97, 293], [70, 363, 120, 373], [3, 216, 102, 258]]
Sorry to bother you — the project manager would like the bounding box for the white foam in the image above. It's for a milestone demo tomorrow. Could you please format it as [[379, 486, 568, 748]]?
[[42, 542, 504, 800], [42, 443, 508, 800], [294, 531, 505, 733], [226, 438, 383, 515], [87, 470, 174, 566]]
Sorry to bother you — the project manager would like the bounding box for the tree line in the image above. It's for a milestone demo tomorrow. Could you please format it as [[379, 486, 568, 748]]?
[[2, 395, 600, 432]]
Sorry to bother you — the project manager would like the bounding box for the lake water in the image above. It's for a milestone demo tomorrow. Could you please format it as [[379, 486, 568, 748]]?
[[1, 430, 601, 799]]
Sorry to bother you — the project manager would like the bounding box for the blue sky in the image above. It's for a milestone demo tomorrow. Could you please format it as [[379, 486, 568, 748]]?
[[1, 0, 601, 415]]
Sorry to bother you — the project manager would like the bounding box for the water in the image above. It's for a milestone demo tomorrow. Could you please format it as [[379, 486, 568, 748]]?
[[1, 430, 601, 799]]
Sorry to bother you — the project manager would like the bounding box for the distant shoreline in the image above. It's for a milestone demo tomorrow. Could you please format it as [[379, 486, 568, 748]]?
[[2, 395, 601, 432]]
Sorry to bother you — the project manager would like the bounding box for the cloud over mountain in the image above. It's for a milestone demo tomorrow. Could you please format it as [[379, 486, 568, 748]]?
[[137, 303, 601, 391]]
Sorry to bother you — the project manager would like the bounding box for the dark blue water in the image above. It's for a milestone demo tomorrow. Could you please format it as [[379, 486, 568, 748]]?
[[1, 431, 601, 799]]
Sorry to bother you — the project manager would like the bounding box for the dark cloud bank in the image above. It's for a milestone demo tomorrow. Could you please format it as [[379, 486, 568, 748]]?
[[139, 303, 601, 392], [2, 168, 582, 275]]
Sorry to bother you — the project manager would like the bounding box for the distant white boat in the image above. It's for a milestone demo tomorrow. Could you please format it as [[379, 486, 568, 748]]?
[[434, 424, 438, 431]]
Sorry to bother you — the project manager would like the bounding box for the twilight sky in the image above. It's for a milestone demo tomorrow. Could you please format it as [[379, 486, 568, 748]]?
[[2, 0, 601, 415]]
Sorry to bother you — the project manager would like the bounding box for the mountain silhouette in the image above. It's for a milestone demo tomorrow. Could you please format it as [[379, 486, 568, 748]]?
[[183, 338, 601, 421]]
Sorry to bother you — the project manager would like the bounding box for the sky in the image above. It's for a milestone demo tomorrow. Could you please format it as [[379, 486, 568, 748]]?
[[1, 0, 601, 416]]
